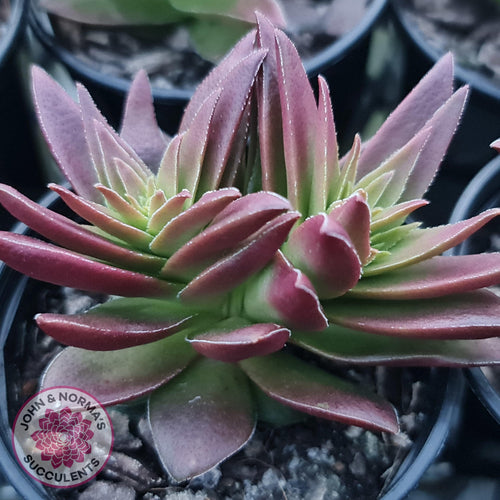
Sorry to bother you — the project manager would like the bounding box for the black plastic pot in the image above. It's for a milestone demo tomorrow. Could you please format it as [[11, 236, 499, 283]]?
[[29, 0, 388, 138], [0, 0, 26, 71], [0, 188, 465, 499], [389, 0, 500, 178], [0, 0, 44, 226], [449, 155, 500, 425]]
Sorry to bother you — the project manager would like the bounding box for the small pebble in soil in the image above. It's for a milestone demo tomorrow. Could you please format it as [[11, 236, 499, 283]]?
[[397, 0, 500, 83], [75, 481, 136, 500]]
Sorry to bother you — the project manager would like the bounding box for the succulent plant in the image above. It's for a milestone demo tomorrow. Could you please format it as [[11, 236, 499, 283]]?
[[2, 17, 500, 483], [39, 0, 286, 61]]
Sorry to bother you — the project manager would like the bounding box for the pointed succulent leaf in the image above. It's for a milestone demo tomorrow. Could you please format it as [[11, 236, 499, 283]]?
[[334, 134, 361, 202], [162, 192, 292, 279], [364, 208, 500, 275], [255, 13, 286, 196], [120, 70, 168, 170], [31, 67, 100, 202], [36, 297, 196, 350], [177, 89, 221, 196], [76, 84, 150, 185], [157, 134, 184, 199], [151, 188, 241, 257], [285, 212, 361, 299], [240, 352, 399, 433], [349, 254, 500, 299], [491, 138, 500, 151], [292, 325, 500, 367], [0, 232, 176, 297], [275, 29, 317, 213], [178, 47, 268, 194], [180, 30, 256, 131], [312, 75, 339, 214], [96, 184, 149, 229], [149, 358, 256, 482], [41, 333, 197, 405], [188, 318, 290, 362], [244, 251, 328, 331], [402, 86, 469, 201], [51, 184, 154, 250], [363, 171, 394, 209], [179, 211, 300, 302], [148, 189, 191, 235], [356, 53, 454, 178], [195, 50, 268, 196], [149, 189, 168, 215], [75, 83, 112, 185], [357, 127, 431, 208], [94, 121, 151, 187], [370, 199, 429, 232], [0, 184, 165, 273], [325, 289, 500, 339], [112, 157, 149, 202], [218, 98, 252, 188], [370, 221, 421, 253]]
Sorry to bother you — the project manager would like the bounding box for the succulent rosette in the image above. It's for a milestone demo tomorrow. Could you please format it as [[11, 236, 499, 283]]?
[[1, 17, 500, 482]]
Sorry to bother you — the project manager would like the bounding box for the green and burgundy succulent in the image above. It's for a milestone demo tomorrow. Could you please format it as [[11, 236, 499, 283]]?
[[2, 17, 500, 482], [39, 0, 286, 61]]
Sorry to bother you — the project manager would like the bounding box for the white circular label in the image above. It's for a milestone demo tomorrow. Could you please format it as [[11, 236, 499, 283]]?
[[12, 386, 113, 488]]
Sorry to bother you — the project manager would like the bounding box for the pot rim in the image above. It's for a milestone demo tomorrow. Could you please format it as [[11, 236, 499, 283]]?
[[0, 0, 28, 73], [28, 0, 388, 103], [379, 369, 464, 500], [390, 0, 500, 103], [0, 186, 464, 499], [0, 190, 57, 499], [449, 155, 500, 225], [448, 155, 500, 424]]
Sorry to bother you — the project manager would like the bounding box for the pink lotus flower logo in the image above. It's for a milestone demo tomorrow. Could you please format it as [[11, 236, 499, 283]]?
[[31, 407, 94, 469]]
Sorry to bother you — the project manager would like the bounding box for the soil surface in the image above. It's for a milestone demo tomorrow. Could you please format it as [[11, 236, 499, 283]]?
[[33, 0, 371, 91], [396, 0, 500, 85], [5, 279, 434, 500]]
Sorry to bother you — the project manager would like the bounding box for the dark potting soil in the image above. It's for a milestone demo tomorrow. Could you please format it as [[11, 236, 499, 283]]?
[[34, 0, 371, 92], [5, 280, 432, 500], [396, 0, 500, 85]]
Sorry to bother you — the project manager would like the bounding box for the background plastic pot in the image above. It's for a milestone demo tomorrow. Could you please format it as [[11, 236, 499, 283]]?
[[449, 155, 500, 425], [389, 0, 500, 179], [0, 188, 464, 499], [0, 0, 44, 229], [28, 0, 388, 139]]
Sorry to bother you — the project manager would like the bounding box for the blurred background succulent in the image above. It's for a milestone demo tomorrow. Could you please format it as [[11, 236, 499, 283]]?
[[38, 0, 286, 61], [1, 17, 500, 483]]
